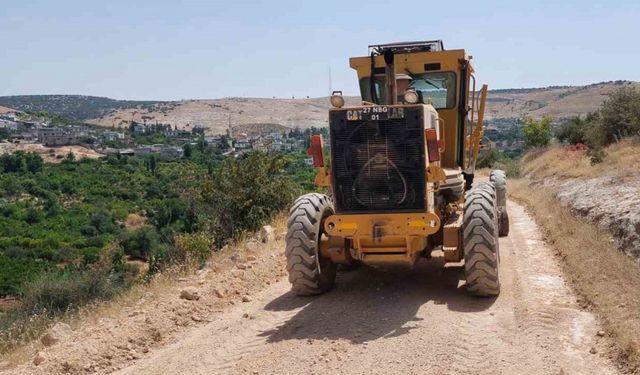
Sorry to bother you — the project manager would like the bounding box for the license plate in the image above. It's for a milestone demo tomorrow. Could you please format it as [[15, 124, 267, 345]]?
[[346, 106, 405, 121]]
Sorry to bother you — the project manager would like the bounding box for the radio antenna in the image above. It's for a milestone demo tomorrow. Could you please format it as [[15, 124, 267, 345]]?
[[328, 63, 332, 96]]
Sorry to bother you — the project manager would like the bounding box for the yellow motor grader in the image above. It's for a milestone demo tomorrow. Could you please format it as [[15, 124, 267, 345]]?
[[286, 40, 509, 297]]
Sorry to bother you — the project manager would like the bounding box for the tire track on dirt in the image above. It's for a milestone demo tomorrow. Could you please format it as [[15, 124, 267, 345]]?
[[109, 201, 620, 375], [205, 309, 299, 373], [113, 282, 302, 375], [508, 203, 619, 375]]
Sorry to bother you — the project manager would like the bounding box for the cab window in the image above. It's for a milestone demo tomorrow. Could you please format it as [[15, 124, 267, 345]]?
[[359, 71, 457, 109]]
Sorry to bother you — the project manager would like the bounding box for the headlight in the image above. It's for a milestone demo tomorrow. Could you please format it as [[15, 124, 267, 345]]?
[[330, 93, 345, 108], [404, 90, 419, 104]]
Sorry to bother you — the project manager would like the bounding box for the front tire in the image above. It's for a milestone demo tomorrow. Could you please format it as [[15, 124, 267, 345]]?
[[285, 193, 337, 296], [463, 182, 501, 297]]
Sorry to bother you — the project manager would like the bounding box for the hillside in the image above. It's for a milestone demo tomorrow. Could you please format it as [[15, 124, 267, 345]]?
[[85, 97, 363, 135], [0, 81, 637, 135], [486, 80, 640, 120], [0, 95, 163, 121], [0, 106, 19, 114]]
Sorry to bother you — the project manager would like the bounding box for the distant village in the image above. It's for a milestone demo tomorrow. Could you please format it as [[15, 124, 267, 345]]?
[[0, 110, 523, 163], [0, 110, 317, 161]]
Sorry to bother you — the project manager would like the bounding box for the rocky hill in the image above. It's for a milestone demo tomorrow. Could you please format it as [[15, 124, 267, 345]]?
[[0, 106, 20, 114], [485, 80, 640, 120], [85, 97, 362, 135], [0, 95, 162, 121], [1, 81, 637, 135]]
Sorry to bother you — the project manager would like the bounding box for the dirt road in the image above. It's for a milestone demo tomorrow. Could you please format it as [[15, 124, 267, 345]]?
[[105, 202, 618, 375]]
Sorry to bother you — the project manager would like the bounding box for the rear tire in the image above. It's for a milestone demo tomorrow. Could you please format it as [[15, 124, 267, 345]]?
[[490, 170, 509, 237], [285, 193, 337, 296], [463, 182, 501, 297]]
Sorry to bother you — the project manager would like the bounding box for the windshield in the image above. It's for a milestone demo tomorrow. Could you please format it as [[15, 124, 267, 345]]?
[[359, 71, 456, 109]]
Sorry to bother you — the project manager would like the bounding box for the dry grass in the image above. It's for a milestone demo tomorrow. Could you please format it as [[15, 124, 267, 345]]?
[[0, 106, 18, 114], [510, 179, 640, 370], [475, 168, 490, 178], [123, 213, 147, 231], [522, 139, 640, 180]]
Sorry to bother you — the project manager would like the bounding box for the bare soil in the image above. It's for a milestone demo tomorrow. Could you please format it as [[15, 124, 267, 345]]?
[[0, 143, 103, 163], [1, 202, 623, 375]]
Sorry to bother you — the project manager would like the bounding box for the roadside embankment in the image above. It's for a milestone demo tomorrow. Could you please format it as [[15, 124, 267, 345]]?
[[0, 218, 288, 375], [510, 140, 640, 371]]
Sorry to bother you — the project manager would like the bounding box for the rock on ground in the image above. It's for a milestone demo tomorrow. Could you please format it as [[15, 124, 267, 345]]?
[[179, 288, 200, 301], [41, 322, 73, 347], [33, 353, 45, 366], [260, 225, 275, 243]]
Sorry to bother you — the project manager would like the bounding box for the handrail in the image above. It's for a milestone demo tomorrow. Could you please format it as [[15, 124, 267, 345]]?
[[469, 74, 477, 131], [470, 84, 489, 173], [436, 117, 445, 152]]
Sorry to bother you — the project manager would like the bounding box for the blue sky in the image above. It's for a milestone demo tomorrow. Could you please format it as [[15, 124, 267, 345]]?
[[0, 0, 638, 100]]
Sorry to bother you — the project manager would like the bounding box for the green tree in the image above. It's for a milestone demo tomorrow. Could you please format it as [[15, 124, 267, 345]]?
[[196, 136, 207, 153], [0, 128, 9, 142], [201, 152, 298, 245], [598, 86, 640, 144], [24, 207, 42, 224], [121, 226, 158, 260], [147, 154, 157, 175], [477, 148, 504, 169], [183, 143, 193, 159], [0, 152, 26, 172], [25, 153, 43, 173], [555, 117, 589, 145], [522, 116, 552, 148]]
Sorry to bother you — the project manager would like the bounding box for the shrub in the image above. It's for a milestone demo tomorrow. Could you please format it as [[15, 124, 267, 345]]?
[[1, 178, 22, 196], [59, 179, 76, 195], [80, 225, 98, 237], [89, 211, 118, 234], [174, 232, 213, 264], [64, 152, 76, 163], [183, 143, 193, 159], [201, 152, 297, 246], [492, 158, 521, 178], [556, 116, 592, 145], [147, 243, 174, 274], [43, 195, 61, 217], [477, 148, 504, 169], [0, 152, 26, 173], [25, 153, 43, 173], [121, 226, 158, 260], [147, 198, 185, 228], [24, 207, 42, 224], [21, 269, 113, 312], [522, 116, 552, 148], [588, 148, 606, 165], [599, 86, 640, 144], [0, 254, 49, 296]]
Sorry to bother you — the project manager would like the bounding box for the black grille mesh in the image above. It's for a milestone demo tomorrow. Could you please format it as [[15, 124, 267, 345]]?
[[330, 109, 425, 213]]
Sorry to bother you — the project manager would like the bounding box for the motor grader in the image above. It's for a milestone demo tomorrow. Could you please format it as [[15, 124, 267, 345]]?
[[286, 40, 509, 297]]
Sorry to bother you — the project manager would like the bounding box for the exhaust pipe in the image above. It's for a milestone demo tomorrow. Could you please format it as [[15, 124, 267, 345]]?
[[383, 50, 397, 105]]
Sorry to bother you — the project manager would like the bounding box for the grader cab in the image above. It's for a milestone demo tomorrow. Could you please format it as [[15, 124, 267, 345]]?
[[286, 40, 509, 297]]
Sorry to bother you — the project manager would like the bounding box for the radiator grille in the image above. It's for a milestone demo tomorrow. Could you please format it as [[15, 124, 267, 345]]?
[[330, 109, 425, 213]]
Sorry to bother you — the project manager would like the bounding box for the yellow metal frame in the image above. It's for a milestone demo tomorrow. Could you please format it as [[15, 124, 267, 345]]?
[[323, 212, 440, 265], [314, 166, 331, 187]]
